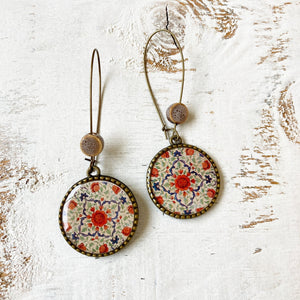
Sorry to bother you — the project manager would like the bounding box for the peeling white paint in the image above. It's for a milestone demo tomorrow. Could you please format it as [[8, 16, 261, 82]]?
[[0, 0, 300, 299]]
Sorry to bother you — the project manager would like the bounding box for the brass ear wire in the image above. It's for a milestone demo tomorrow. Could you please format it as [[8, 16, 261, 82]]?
[[143, 29, 185, 144], [81, 49, 104, 176], [89, 48, 102, 135]]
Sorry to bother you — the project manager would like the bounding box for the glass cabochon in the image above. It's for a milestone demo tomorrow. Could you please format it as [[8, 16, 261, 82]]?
[[147, 144, 220, 218], [59, 176, 138, 257]]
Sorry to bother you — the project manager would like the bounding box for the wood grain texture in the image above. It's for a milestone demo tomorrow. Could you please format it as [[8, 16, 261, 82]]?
[[0, 0, 300, 299]]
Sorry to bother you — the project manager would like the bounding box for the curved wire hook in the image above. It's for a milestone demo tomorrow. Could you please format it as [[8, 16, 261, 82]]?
[[85, 49, 103, 174], [143, 29, 185, 142], [90, 48, 102, 135]]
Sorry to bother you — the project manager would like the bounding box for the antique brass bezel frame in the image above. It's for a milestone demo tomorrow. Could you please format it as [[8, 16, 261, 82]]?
[[146, 143, 220, 219], [59, 175, 139, 257]]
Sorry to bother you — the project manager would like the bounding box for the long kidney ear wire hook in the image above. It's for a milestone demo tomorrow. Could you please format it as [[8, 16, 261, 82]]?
[[90, 48, 102, 135], [85, 49, 102, 174], [143, 29, 185, 145]]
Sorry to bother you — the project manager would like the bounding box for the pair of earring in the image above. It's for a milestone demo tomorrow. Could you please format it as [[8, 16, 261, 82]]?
[[59, 29, 221, 257]]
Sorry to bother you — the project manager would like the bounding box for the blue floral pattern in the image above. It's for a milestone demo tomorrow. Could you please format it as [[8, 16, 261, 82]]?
[[149, 146, 218, 215], [62, 180, 135, 254]]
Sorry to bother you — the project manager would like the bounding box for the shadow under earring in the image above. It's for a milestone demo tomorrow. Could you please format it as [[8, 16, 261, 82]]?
[[59, 49, 138, 257], [144, 29, 220, 219]]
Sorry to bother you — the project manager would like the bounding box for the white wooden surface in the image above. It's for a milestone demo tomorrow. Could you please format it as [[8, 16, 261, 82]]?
[[0, 0, 300, 299]]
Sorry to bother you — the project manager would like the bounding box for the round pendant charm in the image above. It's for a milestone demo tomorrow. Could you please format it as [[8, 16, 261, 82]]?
[[147, 144, 220, 219], [59, 176, 138, 257]]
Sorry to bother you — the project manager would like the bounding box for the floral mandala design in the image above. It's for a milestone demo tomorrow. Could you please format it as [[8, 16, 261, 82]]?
[[147, 145, 220, 218], [59, 177, 138, 256]]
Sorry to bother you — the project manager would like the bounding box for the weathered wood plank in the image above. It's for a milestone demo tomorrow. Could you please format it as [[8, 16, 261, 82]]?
[[0, 0, 299, 299]]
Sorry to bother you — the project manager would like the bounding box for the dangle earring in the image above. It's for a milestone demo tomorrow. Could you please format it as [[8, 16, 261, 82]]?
[[59, 49, 138, 256], [144, 30, 220, 219]]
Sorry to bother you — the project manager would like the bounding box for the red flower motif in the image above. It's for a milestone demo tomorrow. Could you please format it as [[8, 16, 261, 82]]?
[[112, 185, 121, 194], [68, 200, 77, 210], [156, 196, 164, 204], [128, 205, 134, 214], [202, 160, 211, 170], [88, 223, 92, 228], [78, 243, 86, 251], [99, 244, 109, 253], [186, 148, 194, 155], [196, 207, 204, 212], [175, 175, 191, 191], [91, 182, 100, 192], [91, 210, 107, 227], [151, 168, 159, 177], [207, 189, 216, 198], [65, 223, 72, 232], [122, 227, 132, 236], [161, 151, 169, 158]]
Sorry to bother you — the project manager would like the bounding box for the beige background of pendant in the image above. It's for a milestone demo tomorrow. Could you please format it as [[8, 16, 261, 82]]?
[[1, 1, 300, 300]]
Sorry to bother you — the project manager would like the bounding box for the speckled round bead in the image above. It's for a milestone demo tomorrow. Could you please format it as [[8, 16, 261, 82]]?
[[80, 133, 104, 156], [166, 103, 189, 124]]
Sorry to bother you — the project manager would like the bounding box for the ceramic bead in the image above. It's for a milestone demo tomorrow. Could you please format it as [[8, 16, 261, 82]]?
[[80, 133, 104, 156], [166, 103, 188, 124]]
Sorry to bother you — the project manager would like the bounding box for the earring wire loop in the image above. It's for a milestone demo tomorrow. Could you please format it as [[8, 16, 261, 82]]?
[[85, 49, 102, 173], [90, 48, 102, 135], [143, 29, 185, 143]]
